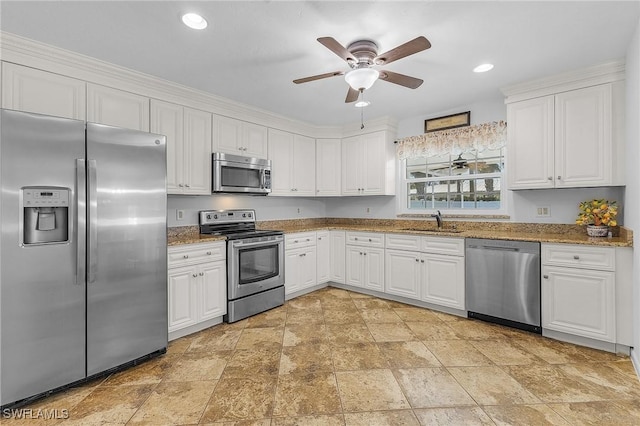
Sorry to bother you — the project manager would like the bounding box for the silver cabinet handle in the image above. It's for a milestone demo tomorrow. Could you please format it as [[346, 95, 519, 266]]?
[[294, 240, 299, 243], [359, 252, 363, 255], [178, 184, 184, 187], [318, 237, 322, 240], [557, 176, 562, 180], [306, 238, 310, 241], [76, 159, 86, 286], [185, 184, 190, 188], [368, 238, 372, 242], [421, 260, 425, 263], [206, 251, 212, 255], [183, 254, 189, 259], [548, 177, 553, 181], [363, 253, 367, 256], [543, 275, 549, 279], [573, 255, 580, 260], [355, 237, 359, 241], [199, 272, 204, 276], [192, 273, 197, 278], [415, 259, 419, 262]]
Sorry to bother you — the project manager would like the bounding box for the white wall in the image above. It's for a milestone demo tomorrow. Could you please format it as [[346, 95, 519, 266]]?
[[167, 194, 326, 226], [624, 18, 640, 373]]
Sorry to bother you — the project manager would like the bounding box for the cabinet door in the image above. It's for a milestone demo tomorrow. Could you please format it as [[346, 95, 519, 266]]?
[[542, 266, 615, 342], [341, 135, 361, 195], [330, 231, 346, 284], [300, 247, 318, 290], [293, 134, 316, 196], [317, 231, 331, 284], [285, 249, 302, 295], [151, 100, 183, 194], [385, 249, 420, 300], [362, 132, 386, 194], [345, 246, 365, 288], [555, 84, 612, 187], [2, 63, 86, 120], [242, 122, 268, 158], [365, 248, 385, 292], [267, 129, 294, 195], [506, 96, 555, 189], [212, 115, 242, 155], [183, 107, 212, 194], [168, 266, 198, 332], [316, 138, 341, 196], [87, 84, 149, 131], [421, 254, 465, 310], [199, 261, 227, 321]]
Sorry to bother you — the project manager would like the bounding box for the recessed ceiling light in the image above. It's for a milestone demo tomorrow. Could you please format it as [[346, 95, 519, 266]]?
[[355, 101, 370, 108], [182, 13, 208, 30], [473, 63, 494, 73]]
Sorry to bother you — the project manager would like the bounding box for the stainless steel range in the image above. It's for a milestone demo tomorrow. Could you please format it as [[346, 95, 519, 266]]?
[[199, 209, 284, 323]]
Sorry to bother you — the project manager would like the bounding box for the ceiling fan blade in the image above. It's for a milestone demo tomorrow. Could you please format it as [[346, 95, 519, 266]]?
[[293, 71, 345, 84], [318, 37, 356, 63], [374, 36, 431, 65], [345, 87, 360, 103], [379, 70, 424, 89]]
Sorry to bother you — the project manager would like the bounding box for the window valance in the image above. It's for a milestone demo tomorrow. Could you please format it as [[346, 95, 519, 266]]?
[[396, 120, 507, 160]]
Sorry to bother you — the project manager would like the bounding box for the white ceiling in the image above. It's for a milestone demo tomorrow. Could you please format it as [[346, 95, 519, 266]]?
[[1, 1, 638, 127]]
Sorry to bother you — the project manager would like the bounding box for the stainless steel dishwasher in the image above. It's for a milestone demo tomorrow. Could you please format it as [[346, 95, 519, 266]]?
[[465, 238, 541, 333]]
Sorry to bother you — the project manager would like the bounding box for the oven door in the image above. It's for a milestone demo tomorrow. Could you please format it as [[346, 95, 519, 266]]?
[[228, 235, 284, 300]]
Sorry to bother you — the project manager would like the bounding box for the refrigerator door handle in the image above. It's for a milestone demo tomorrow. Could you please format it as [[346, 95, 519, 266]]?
[[76, 159, 86, 285], [88, 159, 98, 283]]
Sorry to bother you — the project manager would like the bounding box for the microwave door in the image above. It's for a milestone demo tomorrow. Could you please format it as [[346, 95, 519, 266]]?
[[214, 160, 270, 194]]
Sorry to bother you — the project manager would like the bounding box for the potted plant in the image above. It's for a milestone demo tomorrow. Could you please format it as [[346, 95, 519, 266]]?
[[576, 199, 618, 237]]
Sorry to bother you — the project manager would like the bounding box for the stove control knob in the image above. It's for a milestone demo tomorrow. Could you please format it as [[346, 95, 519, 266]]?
[[248, 213, 252, 218], [213, 214, 218, 219], [242, 213, 246, 218]]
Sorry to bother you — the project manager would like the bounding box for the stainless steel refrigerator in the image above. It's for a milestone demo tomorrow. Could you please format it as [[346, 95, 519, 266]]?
[[0, 109, 168, 407]]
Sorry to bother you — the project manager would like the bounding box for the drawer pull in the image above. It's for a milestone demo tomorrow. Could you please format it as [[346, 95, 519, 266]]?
[[183, 255, 189, 259], [421, 259, 425, 263], [294, 240, 299, 243], [206, 251, 212, 255], [543, 275, 549, 279], [573, 255, 580, 260], [547, 176, 553, 181], [192, 273, 197, 278], [355, 237, 359, 241], [415, 259, 419, 262], [368, 238, 372, 242], [306, 238, 310, 241], [363, 252, 367, 256], [199, 272, 204, 276]]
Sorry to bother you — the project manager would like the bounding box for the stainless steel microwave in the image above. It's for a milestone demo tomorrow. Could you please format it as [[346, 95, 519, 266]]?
[[212, 152, 271, 195]]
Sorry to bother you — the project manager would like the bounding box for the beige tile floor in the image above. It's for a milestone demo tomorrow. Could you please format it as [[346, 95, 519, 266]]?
[[5, 287, 640, 425]]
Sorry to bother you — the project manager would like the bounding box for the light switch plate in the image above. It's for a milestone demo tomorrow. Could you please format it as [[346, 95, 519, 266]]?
[[176, 210, 185, 221]]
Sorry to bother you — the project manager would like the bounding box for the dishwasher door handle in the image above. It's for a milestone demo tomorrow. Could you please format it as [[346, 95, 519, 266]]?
[[481, 245, 520, 252]]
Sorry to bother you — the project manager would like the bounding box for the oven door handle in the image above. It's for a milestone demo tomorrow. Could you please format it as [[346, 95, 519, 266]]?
[[232, 236, 284, 248]]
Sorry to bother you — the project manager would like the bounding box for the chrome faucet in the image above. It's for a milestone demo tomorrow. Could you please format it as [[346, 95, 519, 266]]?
[[431, 210, 443, 229]]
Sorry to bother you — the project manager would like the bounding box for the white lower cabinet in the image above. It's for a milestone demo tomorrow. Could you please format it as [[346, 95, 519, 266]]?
[[330, 230, 346, 284], [316, 231, 330, 284], [168, 242, 226, 339], [345, 232, 384, 291], [285, 232, 317, 296], [385, 234, 465, 309], [542, 244, 616, 343]]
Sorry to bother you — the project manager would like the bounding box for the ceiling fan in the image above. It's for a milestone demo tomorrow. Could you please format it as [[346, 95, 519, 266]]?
[[293, 36, 431, 103]]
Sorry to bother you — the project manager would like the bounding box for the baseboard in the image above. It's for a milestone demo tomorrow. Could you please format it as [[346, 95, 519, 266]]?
[[285, 282, 329, 300], [168, 316, 223, 341], [631, 348, 640, 382]]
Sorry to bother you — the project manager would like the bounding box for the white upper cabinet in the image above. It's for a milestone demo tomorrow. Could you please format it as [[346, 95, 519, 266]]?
[[212, 115, 268, 159], [506, 77, 624, 189], [341, 130, 395, 196], [267, 129, 316, 196], [87, 84, 150, 131], [2, 62, 86, 120], [151, 100, 212, 195], [316, 138, 341, 196]]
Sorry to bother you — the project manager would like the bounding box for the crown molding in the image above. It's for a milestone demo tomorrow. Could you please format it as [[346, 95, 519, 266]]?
[[0, 31, 396, 138], [501, 60, 626, 104]]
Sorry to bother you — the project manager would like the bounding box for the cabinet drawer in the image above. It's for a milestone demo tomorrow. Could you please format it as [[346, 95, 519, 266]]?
[[168, 242, 226, 268], [385, 234, 421, 251], [285, 232, 316, 249], [346, 231, 384, 248], [421, 237, 464, 256], [542, 244, 615, 271]]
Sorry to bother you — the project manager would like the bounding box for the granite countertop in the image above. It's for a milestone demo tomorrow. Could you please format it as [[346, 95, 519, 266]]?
[[168, 220, 633, 248]]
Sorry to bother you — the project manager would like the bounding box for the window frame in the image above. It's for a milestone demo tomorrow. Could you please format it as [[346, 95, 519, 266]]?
[[397, 151, 508, 216]]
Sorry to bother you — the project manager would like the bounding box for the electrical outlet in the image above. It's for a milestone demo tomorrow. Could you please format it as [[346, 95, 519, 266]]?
[[297, 208, 301, 214], [366, 207, 371, 214], [535, 206, 550, 217], [176, 209, 185, 221]]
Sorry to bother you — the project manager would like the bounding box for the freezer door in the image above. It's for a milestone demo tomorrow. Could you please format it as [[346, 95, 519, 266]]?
[[0, 110, 86, 405], [86, 123, 167, 376]]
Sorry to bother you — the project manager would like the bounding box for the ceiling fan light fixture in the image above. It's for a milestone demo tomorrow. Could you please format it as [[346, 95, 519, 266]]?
[[355, 100, 370, 108], [345, 68, 379, 91], [182, 13, 208, 30], [473, 63, 494, 73]]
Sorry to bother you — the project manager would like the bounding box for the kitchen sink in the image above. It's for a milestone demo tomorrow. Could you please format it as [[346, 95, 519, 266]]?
[[400, 228, 463, 234]]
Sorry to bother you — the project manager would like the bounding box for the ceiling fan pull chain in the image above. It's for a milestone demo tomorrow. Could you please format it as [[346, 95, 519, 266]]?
[[360, 91, 365, 129]]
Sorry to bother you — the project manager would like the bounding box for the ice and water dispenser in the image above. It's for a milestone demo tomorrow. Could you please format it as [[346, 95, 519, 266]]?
[[22, 187, 70, 245]]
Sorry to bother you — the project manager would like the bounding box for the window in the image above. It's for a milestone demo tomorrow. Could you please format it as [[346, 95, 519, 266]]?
[[402, 148, 504, 212]]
